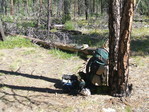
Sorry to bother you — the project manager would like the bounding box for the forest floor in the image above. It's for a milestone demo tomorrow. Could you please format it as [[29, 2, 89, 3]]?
[[0, 47, 149, 112]]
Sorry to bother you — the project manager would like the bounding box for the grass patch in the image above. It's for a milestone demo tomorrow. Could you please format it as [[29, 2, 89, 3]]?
[[125, 106, 132, 112], [64, 21, 75, 30], [0, 73, 4, 76], [132, 56, 145, 66], [72, 30, 108, 47], [0, 36, 35, 49], [62, 107, 73, 112], [131, 27, 149, 39], [22, 49, 36, 55], [9, 59, 23, 71], [48, 49, 78, 59], [131, 28, 149, 55]]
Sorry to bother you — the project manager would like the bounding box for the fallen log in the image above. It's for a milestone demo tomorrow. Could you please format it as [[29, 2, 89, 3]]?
[[20, 35, 96, 55]]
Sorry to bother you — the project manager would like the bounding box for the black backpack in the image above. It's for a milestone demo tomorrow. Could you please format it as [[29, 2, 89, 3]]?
[[62, 74, 79, 93]]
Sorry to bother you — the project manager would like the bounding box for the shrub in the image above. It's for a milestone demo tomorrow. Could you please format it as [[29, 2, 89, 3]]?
[[64, 21, 75, 30]]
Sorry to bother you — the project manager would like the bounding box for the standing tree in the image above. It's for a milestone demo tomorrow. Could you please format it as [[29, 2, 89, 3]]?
[[63, 0, 71, 23], [0, 19, 5, 41], [84, 0, 89, 20], [10, 0, 14, 15], [47, 0, 52, 36], [108, 0, 135, 96]]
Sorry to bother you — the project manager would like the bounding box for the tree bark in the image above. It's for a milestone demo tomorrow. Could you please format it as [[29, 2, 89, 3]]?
[[117, 0, 135, 96], [108, 0, 121, 95], [47, 0, 52, 36], [10, 0, 14, 15], [63, 0, 71, 23], [108, 0, 135, 96], [85, 0, 89, 20], [0, 19, 5, 41]]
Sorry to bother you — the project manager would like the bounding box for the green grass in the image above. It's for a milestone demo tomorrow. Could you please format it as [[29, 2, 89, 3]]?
[[64, 21, 75, 30], [72, 30, 108, 47], [22, 49, 36, 55], [131, 27, 149, 39], [48, 49, 78, 59], [0, 73, 4, 76], [124, 106, 132, 112], [131, 27, 149, 55], [0, 36, 35, 49]]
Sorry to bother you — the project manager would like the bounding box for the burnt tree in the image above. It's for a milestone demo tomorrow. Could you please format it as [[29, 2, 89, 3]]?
[[108, 0, 135, 96]]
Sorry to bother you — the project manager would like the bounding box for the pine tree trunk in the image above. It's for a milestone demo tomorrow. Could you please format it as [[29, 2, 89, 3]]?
[[63, 0, 71, 23], [10, 0, 14, 15], [57, 0, 63, 17], [47, 0, 52, 36], [108, 0, 121, 95], [85, 0, 89, 20], [0, 19, 5, 41], [108, 0, 135, 96], [117, 0, 135, 96]]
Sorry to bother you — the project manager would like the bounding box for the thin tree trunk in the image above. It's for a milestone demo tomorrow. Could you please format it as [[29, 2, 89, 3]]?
[[37, 0, 43, 27], [10, 0, 14, 15], [93, 0, 95, 14], [26, 0, 29, 15], [74, 0, 77, 20], [57, 0, 63, 17], [4, 0, 7, 15], [85, 0, 89, 20], [0, 0, 4, 14], [100, 0, 103, 14], [0, 19, 5, 41], [47, 0, 52, 36], [63, 0, 71, 22]]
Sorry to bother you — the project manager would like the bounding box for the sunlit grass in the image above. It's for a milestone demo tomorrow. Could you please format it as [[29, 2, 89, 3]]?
[[131, 27, 149, 39], [0, 36, 35, 49], [48, 49, 78, 59]]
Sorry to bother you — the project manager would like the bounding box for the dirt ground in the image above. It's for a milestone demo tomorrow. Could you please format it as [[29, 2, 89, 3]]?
[[0, 47, 149, 112]]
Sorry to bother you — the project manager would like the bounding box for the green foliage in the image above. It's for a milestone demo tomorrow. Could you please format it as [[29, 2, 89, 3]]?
[[77, 19, 88, 28], [138, 0, 149, 16], [2, 15, 15, 23], [62, 14, 71, 24], [48, 49, 77, 59], [0, 36, 35, 49], [50, 28, 58, 32], [64, 21, 75, 30], [20, 21, 37, 28]]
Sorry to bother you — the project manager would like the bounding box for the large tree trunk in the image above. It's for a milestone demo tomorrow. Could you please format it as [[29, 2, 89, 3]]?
[[117, 0, 135, 96], [108, 0, 121, 95], [108, 0, 135, 96]]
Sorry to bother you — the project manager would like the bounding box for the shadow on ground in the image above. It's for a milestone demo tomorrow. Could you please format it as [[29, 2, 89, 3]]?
[[131, 36, 149, 56], [0, 70, 62, 94]]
